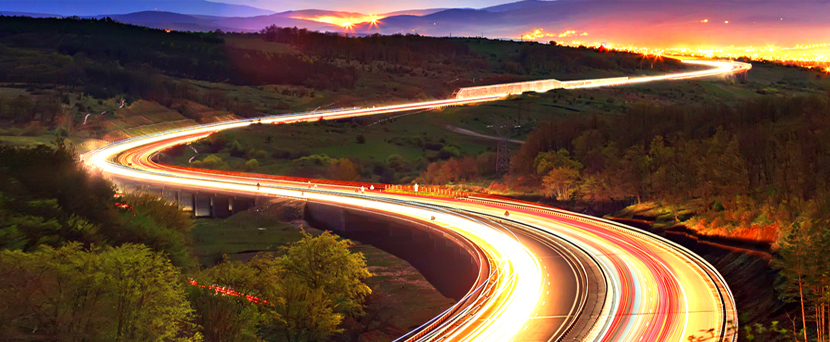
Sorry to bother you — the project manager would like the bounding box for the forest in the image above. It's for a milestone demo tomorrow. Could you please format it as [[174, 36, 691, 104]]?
[[4, 15, 829, 341], [0, 16, 357, 99], [258, 25, 683, 77], [0, 141, 373, 341], [416, 90, 830, 341], [0, 16, 684, 127]]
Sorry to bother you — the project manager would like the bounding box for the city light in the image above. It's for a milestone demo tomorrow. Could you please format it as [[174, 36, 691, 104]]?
[[521, 29, 588, 41], [520, 28, 830, 67]]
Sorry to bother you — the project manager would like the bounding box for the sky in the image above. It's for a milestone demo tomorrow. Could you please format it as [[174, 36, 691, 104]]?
[[216, 0, 507, 13]]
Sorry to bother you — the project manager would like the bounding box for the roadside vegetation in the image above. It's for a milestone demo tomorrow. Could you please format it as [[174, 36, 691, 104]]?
[[0, 142, 395, 341], [3, 15, 830, 342], [0, 16, 683, 153]]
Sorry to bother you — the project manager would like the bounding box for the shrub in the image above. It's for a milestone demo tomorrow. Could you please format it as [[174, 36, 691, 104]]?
[[244, 159, 259, 171]]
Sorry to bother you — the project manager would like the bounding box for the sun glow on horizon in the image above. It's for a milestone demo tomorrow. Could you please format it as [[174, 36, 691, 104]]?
[[292, 14, 385, 30], [520, 28, 830, 67]]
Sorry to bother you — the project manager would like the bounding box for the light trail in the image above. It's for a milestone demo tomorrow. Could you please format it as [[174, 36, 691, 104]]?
[[453, 59, 750, 98], [84, 59, 742, 342]]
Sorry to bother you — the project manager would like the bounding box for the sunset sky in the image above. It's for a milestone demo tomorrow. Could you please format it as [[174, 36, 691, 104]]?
[[235, 0, 506, 13], [10, 0, 511, 14]]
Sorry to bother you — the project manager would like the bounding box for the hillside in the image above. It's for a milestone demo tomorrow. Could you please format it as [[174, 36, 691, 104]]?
[[0, 0, 274, 17], [0, 16, 689, 149]]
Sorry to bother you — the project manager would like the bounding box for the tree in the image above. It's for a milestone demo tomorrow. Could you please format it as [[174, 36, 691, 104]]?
[[0, 95, 7, 120], [194, 257, 270, 342], [615, 145, 649, 203], [418, 157, 479, 185], [0, 244, 200, 342], [0, 140, 116, 250], [579, 175, 614, 202], [200, 155, 228, 169], [271, 280, 343, 342], [329, 158, 360, 181], [572, 129, 607, 174], [775, 220, 830, 342], [256, 232, 371, 341], [244, 158, 259, 171], [103, 245, 199, 341], [542, 167, 581, 200], [186, 284, 260, 342], [278, 232, 371, 317], [119, 193, 196, 269], [534, 149, 583, 176], [198, 233, 372, 342], [8, 95, 34, 123], [385, 154, 405, 172], [36, 96, 64, 125]]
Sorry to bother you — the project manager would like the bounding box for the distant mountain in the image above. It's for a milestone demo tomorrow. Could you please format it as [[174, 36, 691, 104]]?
[[3, 0, 828, 49], [105, 11, 210, 24], [482, 0, 557, 12], [100, 11, 339, 33], [0, 0, 274, 17], [0, 11, 58, 18], [381, 8, 449, 17], [270, 9, 366, 19], [100, 11, 231, 32], [215, 16, 337, 32], [367, 0, 830, 47]]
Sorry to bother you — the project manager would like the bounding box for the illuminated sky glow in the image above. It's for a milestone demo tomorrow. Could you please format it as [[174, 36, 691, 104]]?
[[227, 0, 505, 13]]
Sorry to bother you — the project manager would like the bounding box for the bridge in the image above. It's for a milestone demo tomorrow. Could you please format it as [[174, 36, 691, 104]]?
[[454, 77, 629, 99], [85, 59, 749, 342]]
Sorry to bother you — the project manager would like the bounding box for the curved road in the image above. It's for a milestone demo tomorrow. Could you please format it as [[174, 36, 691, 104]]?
[[84, 59, 748, 342]]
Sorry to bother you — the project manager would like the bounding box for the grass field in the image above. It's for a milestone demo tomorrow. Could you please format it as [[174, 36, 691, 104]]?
[[224, 36, 299, 55], [191, 214, 300, 266], [0, 135, 73, 146], [160, 61, 830, 185], [356, 244, 457, 340]]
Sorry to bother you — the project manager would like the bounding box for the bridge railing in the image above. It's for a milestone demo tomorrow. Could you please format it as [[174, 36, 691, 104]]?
[[454, 76, 630, 99]]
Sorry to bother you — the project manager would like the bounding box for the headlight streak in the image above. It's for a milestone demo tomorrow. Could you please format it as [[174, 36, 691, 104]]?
[[458, 197, 735, 342], [84, 60, 741, 342], [565, 60, 751, 89]]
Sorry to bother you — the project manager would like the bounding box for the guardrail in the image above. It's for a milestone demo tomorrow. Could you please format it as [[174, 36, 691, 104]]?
[[454, 76, 631, 99]]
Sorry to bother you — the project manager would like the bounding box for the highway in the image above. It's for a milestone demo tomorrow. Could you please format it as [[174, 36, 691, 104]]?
[[84, 59, 748, 342]]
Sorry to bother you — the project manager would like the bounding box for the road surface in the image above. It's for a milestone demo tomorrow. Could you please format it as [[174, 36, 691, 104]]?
[[445, 125, 525, 144], [85, 59, 748, 342]]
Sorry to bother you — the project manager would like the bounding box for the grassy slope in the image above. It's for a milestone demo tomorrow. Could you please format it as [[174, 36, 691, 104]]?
[[163, 63, 829, 184]]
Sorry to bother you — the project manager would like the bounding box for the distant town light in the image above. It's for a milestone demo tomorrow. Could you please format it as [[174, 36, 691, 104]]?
[[518, 28, 830, 66]]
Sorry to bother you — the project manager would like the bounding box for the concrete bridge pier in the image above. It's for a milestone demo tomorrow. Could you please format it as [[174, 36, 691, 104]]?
[[109, 177, 261, 218]]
